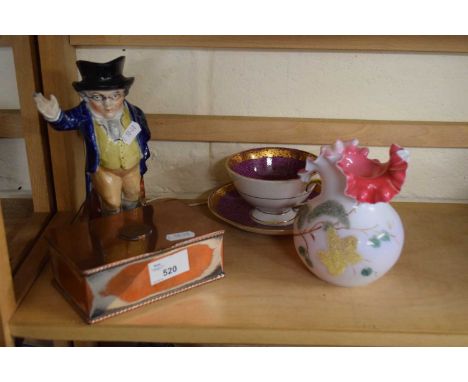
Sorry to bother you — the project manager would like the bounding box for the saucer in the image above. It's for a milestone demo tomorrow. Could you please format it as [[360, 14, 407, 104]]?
[[250, 207, 297, 226], [207, 183, 320, 235]]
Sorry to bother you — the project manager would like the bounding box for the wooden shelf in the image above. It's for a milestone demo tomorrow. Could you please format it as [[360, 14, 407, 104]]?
[[70, 36, 468, 53], [1, 198, 49, 272], [148, 114, 468, 148], [5, 110, 468, 148], [0, 110, 22, 138], [9, 202, 468, 346]]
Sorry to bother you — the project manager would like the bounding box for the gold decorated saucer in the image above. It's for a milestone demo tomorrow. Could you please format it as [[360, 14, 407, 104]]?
[[207, 183, 320, 235]]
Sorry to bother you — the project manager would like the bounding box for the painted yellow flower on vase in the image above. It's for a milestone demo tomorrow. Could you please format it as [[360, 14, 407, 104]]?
[[318, 226, 362, 276]]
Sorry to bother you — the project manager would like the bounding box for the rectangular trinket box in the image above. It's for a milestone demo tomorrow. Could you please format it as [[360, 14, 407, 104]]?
[[46, 199, 225, 323]]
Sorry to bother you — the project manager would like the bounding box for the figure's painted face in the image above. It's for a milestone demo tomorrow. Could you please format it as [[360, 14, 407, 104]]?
[[84, 89, 125, 119]]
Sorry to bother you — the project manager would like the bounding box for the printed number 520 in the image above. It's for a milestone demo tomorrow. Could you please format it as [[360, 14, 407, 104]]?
[[162, 265, 178, 277], [148, 248, 190, 285]]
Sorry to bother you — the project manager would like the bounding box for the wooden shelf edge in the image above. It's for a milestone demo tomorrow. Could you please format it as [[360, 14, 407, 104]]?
[[0, 110, 22, 138], [0, 36, 14, 47], [149, 114, 468, 148], [10, 318, 468, 346], [70, 36, 468, 54], [4, 111, 468, 147]]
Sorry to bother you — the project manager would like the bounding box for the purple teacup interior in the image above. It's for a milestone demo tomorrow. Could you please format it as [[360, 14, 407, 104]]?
[[231, 156, 306, 180]]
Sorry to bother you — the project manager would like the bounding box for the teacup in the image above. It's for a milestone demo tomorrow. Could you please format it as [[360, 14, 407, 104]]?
[[226, 147, 319, 226]]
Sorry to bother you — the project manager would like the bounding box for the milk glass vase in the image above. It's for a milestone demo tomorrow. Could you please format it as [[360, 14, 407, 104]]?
[[293, 139, 410, 287]]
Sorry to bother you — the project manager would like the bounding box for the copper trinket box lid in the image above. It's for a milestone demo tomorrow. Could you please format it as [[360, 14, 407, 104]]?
[[46, 199, 224, 276]]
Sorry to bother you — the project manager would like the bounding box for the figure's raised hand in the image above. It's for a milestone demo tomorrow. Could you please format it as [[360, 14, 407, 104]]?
[[33, 93, 61, 121]]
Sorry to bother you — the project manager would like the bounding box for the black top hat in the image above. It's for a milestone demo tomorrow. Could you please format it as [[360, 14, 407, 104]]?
[[72, 56, 134, 92]]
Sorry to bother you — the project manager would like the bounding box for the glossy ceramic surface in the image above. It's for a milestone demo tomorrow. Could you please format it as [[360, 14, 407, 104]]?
[[208, 183, 321, 235], [337, 143, 409, 203], [227, 147, 309, 180], [226, 147, 318, 225], [293, 139, 410, 287]]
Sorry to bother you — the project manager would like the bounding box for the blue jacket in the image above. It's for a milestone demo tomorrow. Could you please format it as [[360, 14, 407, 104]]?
[[50, 100, 151, 194]]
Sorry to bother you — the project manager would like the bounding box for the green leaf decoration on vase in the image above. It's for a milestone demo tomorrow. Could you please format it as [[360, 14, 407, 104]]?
[[307, 200, 350, 228], [298, 245, 313, 268], [367, 231, 391, 248], [368, 237, 381, 248], [361, 267, 373, 276], [380, 231, 390, 241], [296, 204, 310, 230]]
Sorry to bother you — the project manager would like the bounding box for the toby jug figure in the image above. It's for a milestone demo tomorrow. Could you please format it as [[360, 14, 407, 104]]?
[[34, 56, 151, 217]]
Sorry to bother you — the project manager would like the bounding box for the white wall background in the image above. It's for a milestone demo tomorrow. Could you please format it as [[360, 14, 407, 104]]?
[[1, 46, 467, 202]]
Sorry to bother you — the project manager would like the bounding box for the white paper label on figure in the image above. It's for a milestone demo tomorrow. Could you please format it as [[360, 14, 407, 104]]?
[[166, 231, 196, 241], [148, 249, 190, 285], [122, 121, 141, 144]]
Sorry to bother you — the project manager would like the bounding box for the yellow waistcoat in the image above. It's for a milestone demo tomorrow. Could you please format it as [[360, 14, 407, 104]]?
[[93, 106, 141, 170]]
